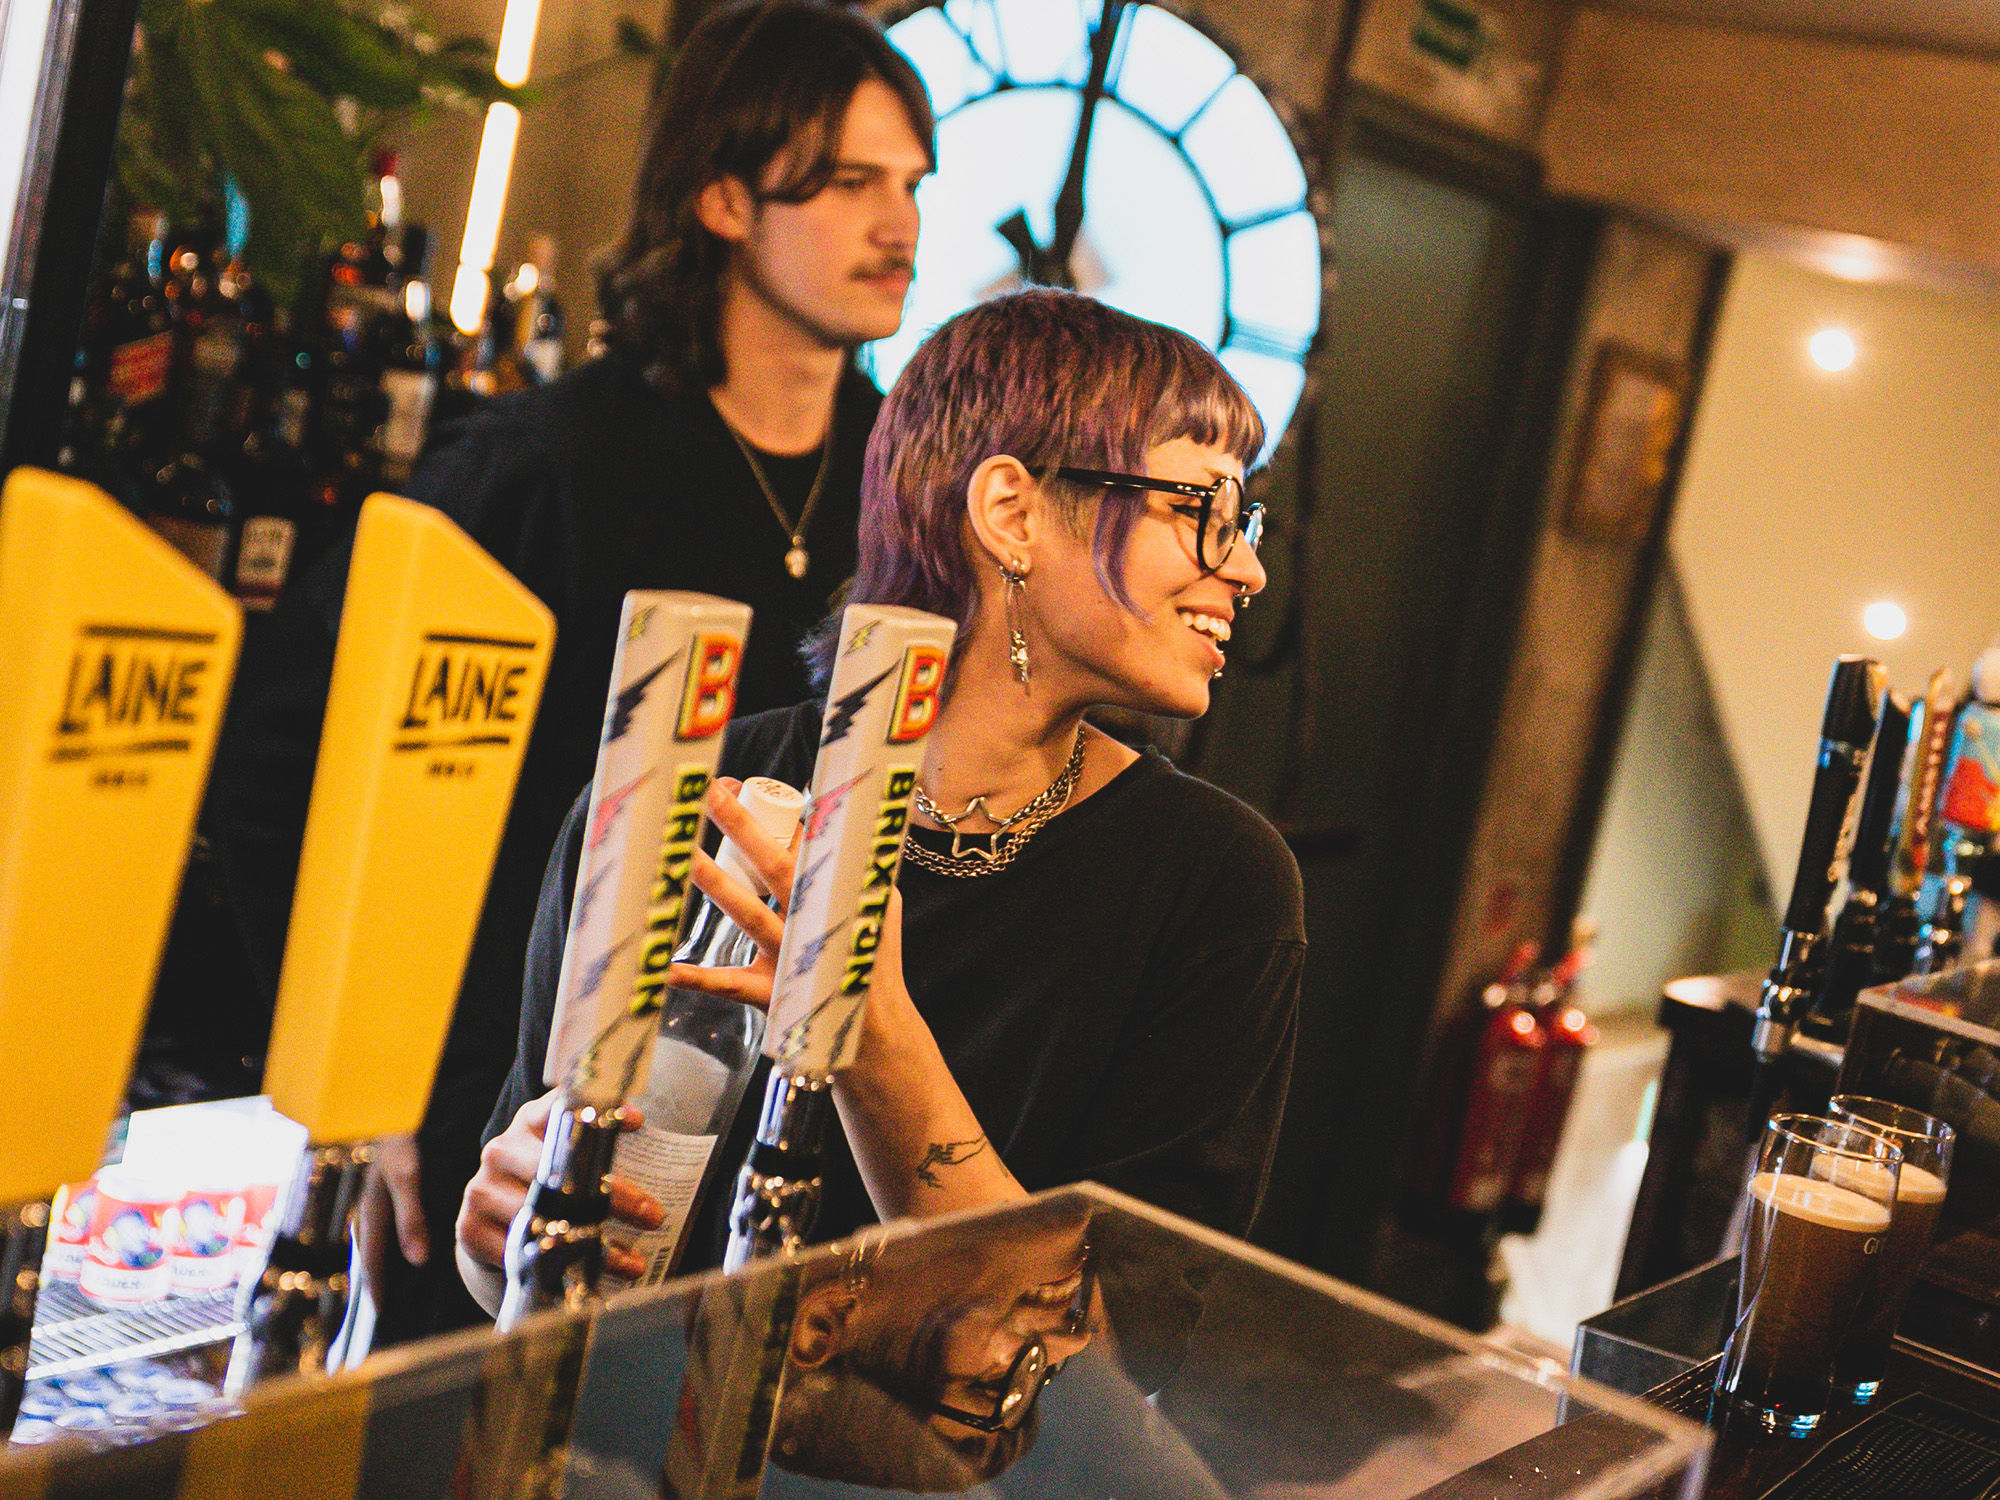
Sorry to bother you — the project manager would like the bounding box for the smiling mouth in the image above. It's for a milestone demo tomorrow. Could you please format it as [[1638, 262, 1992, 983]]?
[[1179, 609, 1233, 648]]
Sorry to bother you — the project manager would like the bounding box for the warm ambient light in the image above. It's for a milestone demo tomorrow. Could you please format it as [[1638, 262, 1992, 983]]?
[[1863, 601, 1908, 641], [494, 0, 544, 88], [1809, 327, 1857, 372], [450, 102, 522, 335]]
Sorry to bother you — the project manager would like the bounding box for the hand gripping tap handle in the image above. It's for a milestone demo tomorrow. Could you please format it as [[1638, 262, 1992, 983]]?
[[1750, 656, 1883, 1074], [499, 593, 751, 1328]]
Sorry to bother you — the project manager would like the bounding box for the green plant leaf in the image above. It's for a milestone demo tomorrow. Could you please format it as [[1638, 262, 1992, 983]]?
[[179, 4, 367, 302], [221, 0, 423, 110]]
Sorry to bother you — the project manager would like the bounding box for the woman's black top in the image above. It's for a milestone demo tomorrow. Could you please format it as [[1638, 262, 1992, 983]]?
[[487, 702, 1306, 1270]]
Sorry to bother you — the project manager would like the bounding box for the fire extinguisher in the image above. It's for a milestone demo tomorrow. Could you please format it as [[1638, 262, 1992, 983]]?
[[1501, 946, 1599, 1236], [1441, 947, 1548, 1216]]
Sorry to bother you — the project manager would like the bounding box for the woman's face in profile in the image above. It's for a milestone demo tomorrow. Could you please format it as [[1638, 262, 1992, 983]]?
[[1030, 435, 1266, 720]]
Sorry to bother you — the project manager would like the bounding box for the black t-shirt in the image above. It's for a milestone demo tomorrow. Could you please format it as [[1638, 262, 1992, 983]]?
[[488, 702, 1305, 1272]]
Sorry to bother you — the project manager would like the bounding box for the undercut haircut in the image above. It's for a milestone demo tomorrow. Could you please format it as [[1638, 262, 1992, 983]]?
[[804, 289, 1266, 686], [596, 0, 934, 396]]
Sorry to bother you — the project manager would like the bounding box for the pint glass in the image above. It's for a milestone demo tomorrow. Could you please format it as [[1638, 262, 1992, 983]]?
[[1717, 1114, 1900, 1437], [1828, 1095, 1955, 1405]]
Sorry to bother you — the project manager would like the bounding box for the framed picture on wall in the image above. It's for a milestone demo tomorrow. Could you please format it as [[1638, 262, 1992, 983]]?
[[1562, 341, 1686, 544]]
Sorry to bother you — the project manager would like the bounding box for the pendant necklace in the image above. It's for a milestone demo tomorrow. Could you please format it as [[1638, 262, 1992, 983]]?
[[723, 417, 834, 580], [907, 727, 1088, 877]]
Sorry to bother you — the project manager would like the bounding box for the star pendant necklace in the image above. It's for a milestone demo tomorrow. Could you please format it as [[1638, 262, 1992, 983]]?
[[723, 418, 834, 580]]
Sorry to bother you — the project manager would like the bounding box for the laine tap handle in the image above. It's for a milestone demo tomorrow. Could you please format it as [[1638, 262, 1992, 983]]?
[[0, 469, 241, 1435]]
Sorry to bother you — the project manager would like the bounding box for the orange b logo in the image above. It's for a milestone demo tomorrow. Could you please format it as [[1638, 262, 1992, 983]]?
[[678, 632, 742, 740], [888, 644, 946, 743]]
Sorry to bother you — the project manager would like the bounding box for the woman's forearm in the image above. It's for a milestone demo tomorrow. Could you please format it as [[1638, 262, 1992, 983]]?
[[831, 967, 1026, 1221]]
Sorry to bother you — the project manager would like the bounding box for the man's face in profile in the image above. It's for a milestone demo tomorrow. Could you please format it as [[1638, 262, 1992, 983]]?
[[718, 78, 930, 352]]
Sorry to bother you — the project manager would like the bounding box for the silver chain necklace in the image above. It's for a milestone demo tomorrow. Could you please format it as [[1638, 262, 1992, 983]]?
[[906, 729, 1087, 877], [722, 419, 834, 579]]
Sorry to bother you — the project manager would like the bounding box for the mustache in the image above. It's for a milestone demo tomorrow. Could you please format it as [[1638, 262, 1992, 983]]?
[[854, 256, 914, 280]]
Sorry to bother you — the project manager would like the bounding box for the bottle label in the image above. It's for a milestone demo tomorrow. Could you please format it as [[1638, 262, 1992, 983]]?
[[605, 1127, 717, 1286], [108, 331, 174, 406], [377, 368, 437, 465], [234, 515, 298, 609]]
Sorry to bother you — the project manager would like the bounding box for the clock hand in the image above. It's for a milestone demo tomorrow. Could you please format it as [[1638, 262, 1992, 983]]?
[[1046, 0, 1127, 281], [992, 0, 1126, 288]]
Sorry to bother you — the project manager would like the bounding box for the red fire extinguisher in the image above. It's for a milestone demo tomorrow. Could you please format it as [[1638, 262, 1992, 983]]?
[[1442, 948, 1548, 1216], [1501, 946, 1599, 1235]]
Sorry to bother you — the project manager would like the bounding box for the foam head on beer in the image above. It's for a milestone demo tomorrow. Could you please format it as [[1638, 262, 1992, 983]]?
[[765, 604, 956, 1077], [542, 590, 752, 1105], [0, 468, 242, 1204], [262, 494, 553, 1144]]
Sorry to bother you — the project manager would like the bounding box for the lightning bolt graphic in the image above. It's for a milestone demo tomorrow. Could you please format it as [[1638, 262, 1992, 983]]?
[[575, 931, 637, 1001], [587, 769, 654, 851], [786, 915, 851, 983], [845, 619, 879, 656], [603, 654, 677, 746], [574, 862, 615, 927], [820, 666, 896, 747], [803, 770, 869, 842], [790, 847, 834, 911]]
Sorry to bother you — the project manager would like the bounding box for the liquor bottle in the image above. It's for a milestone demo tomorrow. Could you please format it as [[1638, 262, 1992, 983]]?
[[81, 209, 178, 504], [373, 225, 439, 487], [1501, 937, 1598, 1236], [1804, 690, 1913, 1035], [517, 234, 565, 386], [1442, 946, 1547, 1216], [609, 777, 804, 1289]]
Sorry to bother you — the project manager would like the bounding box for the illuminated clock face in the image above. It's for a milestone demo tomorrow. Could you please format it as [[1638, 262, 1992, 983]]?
[[868, 0, 1322, 457]]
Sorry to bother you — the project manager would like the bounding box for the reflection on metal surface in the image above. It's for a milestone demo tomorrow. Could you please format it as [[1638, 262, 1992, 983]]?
[[25, 1279, 238, 1382]]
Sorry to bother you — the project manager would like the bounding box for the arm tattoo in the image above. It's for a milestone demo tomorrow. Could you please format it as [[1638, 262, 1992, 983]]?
[[914, 1135, 988, 1189]]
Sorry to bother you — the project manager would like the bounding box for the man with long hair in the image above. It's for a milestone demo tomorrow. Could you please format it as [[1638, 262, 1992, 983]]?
[[199, 0, 933, 1344]]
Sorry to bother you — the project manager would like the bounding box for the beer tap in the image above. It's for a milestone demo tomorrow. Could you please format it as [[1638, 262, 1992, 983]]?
[[500, 594, 750, 1326], [1804, 691, 1911, 1037], [725, 605, 957, 1269], [226, 494, 553, 1391], [1914, 642, 2000, 976], [1875, 672, 1957, 985], [0, 470, 241, 1435], [1748, 657, 1882, 1130]]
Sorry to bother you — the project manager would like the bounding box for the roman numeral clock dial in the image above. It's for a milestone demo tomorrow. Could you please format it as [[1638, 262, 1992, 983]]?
[[873, 0, 1323, 455]]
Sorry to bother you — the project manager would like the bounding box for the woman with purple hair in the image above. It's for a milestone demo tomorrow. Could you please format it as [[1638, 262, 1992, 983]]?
[[461, 289, 1304, 1294]]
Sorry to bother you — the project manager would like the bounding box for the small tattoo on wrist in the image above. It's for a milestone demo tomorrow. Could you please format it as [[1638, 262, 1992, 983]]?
[[914, 1136, 987, 1189]]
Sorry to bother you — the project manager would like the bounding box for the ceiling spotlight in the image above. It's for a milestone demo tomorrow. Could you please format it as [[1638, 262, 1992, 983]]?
[[1809, 328, 1857, 372], [1863, 601, 1907, 641]]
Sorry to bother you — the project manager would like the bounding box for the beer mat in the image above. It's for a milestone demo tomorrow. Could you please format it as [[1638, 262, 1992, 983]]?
[[1754, 1393, 2000, 1500]]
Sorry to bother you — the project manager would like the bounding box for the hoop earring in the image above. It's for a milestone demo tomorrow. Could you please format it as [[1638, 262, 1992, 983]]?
[[1003, 556, 1031, 689]]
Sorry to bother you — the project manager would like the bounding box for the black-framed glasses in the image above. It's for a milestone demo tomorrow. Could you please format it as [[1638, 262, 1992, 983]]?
[[1055, 467, 1265, 574], [903, 1251, 1095, 1434], [914, 1334, 1063, 1434]]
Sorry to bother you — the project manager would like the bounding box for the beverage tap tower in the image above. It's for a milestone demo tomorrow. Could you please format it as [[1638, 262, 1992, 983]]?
[[726, 604, 956, 1269], [501, 592, 750, 1326], [1747, 656, 1882, 1134], [0, 469, 242, 1434], [229, 494, 551, 1392]]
